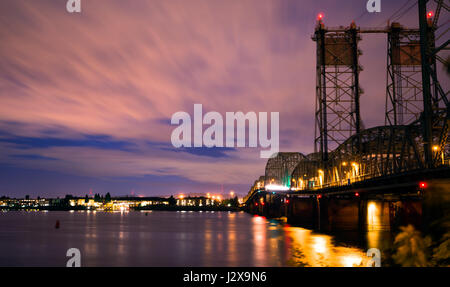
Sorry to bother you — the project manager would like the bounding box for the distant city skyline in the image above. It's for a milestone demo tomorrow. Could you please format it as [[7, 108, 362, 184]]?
[[0, 0, 421, 197]]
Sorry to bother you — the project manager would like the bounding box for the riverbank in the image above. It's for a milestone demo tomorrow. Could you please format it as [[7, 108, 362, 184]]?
[[0, 205, 241, 212]]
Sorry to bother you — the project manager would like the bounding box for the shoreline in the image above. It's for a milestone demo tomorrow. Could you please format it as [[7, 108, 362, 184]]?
[[0, 206, 241, 212]]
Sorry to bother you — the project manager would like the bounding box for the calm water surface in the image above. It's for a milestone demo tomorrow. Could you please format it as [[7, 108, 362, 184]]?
[[0, 211, 391, 267]]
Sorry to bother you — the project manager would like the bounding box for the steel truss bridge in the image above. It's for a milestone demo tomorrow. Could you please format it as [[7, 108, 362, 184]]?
[[244, 0, 450, 206]]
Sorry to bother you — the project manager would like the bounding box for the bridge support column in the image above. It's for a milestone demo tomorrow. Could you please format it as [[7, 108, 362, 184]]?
[[323, 197, 361, 231], [389, 198, 423, 230], [287, 196, 317, 229]]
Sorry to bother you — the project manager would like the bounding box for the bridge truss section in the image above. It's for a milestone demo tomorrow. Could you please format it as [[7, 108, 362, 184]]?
[[291, 125, 425, 190], [264, 152, 305, 188]]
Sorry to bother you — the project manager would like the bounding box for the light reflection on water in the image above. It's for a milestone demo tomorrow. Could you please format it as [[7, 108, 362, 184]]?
[[0, 211, 389, 267], [284, 227, 368, 267]]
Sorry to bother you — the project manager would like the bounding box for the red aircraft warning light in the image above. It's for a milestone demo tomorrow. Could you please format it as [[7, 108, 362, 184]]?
[[317, 13, 324, 21], [427, 11, 433, 18], [419, 182, 427, 188]]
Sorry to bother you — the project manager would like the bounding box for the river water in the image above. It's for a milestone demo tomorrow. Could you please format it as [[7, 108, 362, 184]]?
[[0, 210, 392, 267]]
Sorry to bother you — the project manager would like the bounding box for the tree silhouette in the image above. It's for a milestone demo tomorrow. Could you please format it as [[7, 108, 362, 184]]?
[[168, 195, 176, 206], [393, 225, 432, 267]]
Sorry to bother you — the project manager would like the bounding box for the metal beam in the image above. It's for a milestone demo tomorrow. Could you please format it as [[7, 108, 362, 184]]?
[[432, 39, 450, 55], [418, 0, 434, 168]]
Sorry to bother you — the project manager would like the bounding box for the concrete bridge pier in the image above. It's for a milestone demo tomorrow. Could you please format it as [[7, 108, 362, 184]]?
[[245, 192, 287, 218], [286, 196, 317, 229], [285, 194, 423, 232], [245, 189, 425, 233], [320, 196, 362, 231]]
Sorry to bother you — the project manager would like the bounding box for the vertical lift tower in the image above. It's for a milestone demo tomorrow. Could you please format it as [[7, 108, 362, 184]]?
[[313, 20, 362, 164], [313, 0, 449, 170]]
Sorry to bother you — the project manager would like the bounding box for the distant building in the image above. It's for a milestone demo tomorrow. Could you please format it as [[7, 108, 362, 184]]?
[[0, 198, 50, 208], [68, 196, 169, 211], [176, 196, 216, 207]]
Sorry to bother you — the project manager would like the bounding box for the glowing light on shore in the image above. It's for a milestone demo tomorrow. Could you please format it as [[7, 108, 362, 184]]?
[[313, 236, 327, 254], [342, 255, 363, 267], [265, 184, 289, 191], [367, 201, 380, 231]]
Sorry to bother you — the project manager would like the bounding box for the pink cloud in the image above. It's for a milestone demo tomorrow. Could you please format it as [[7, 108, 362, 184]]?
[[0, 0, 425, 195]]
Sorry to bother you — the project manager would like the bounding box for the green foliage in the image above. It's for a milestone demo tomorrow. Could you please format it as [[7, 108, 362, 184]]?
[[393, 223, 450, 267], [105, 192, 111, 202], [222, 196, 239, 207], [432, 231, 450, 267], [392, 225, 432, 267], [168, 195, 176, 206]]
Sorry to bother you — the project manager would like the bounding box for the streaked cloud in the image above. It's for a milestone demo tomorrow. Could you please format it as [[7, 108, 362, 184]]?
[[0, 0, 419, 196]]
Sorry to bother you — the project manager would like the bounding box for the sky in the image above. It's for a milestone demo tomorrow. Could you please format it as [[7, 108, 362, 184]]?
[[0, 0, 439, 198]]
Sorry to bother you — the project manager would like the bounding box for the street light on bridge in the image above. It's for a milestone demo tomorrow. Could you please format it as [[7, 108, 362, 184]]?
[[318, 169, 324, 187], [432, 145, 445, 165]]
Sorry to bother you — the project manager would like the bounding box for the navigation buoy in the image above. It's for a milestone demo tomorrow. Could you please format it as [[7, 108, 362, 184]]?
[[55, 220, 60, 229]]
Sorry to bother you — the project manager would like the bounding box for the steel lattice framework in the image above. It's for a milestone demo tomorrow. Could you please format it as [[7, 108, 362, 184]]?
[[310, 124, 425, 188], [244, 1, 450, 204], [291, 157, 320, 190], [385, 23, 423, 126], [243, 176, 265, 204], [313, 21, 362, 162], [414, 0, 450, 168], [289, 121, 450, 190], [264, 152, 305, 187]]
